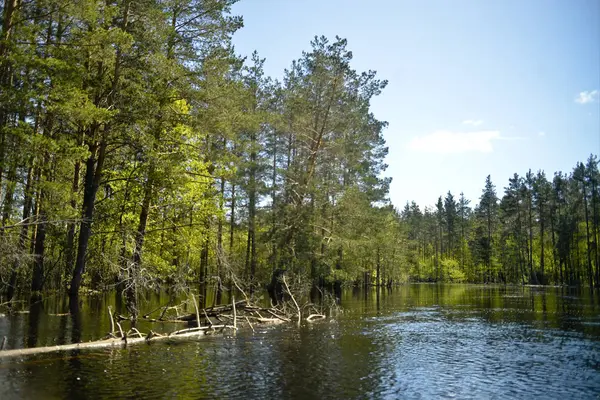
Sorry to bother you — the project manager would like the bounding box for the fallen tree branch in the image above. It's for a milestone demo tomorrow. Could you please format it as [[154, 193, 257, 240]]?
[[266, 309, 291, 322], [306, 314, 326, 322], [176, 300, 247, 322], [116, 321, 124, 338], [191, 293, 201, 327], [232, 295, 237, 331], [203, 308, 212, 327], [282, 275, 301, 321], [108, 306, 115, 337], [245, 316, 254, 333], [131, 328, 145, 338], [0, 298, 326, 359]]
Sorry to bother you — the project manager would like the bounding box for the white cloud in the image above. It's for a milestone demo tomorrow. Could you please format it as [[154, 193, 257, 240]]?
[[538, 131, 546, 137], [408, 130, 501, 154], [575, 90, 599, 104], [462, 119, 484, 126]]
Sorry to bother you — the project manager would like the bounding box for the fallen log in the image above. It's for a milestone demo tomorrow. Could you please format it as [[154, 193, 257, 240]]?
[[0, 326, 236, 359]]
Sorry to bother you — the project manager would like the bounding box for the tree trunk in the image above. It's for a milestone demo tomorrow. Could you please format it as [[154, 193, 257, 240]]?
[[216, 178, 225, 304], [229, 183, 235, 252], [200, 217, 210, 285], [487, 204, 492, 282], [30, 206, 46, 292], [1, 162, 17, 229], [550, 204, 558, 284], [246, 132, 257, 288], [65, 136, 82, 273], [540, 203, 545, 284], [6, 165, 33, 301], [591, 182, 600, 288], [527, 197, 537, 284], [376, 246, 381, 286], [31, 141, 52, 292], [69, 135, 106, 296], [582, 182, 593, 288], [270, 129, 278, 267], [127, 172, 153, 319]]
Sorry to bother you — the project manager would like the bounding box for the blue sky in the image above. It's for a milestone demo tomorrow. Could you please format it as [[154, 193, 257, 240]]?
[[231, 0, 600, 209]]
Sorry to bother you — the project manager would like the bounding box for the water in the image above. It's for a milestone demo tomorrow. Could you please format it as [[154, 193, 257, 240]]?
[[1, 284, 599, 399]]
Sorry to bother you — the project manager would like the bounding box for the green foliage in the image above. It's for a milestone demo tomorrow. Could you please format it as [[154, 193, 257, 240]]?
[[442, 259, 466, 283], [403, 158, 600, 287], [1, 0, 598, 300]]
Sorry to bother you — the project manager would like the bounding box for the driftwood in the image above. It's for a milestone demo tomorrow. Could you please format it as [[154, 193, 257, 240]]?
[[245, 316, 255, 333], [232, 295, 237, 331], [0, 326, 237, 359], [108, 306, 116, 336], [306, 314, 326, 322], [0, 297, 324, 359], [176, 300, 248, 321], [282, 275, 301, 322], [266, 309, 291, 322], [191, 293, 201, 328]]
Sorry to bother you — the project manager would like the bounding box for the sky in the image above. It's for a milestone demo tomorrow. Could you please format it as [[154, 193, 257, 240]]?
[[230, 0, 600, 209]]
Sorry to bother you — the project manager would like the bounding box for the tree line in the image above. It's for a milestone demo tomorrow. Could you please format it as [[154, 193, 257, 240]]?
[[401, 156, 600, 288]]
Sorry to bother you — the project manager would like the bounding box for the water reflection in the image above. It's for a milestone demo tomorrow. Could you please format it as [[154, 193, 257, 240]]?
[[69, 295, 82, 344], [0, 284, 599, 399], [26, 297, 43, 348]]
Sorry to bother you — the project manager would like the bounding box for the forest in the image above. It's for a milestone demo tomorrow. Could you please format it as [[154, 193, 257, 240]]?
[[0, 0, 598, 317]]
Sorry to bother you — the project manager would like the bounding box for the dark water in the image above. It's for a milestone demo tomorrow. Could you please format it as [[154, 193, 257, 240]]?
[[1, 284, 600, 399]]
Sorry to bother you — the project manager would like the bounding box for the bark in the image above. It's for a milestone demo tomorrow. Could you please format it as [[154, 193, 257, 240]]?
[[216, 178, 225, 305], [229, 182, 235, 252], [128, 173, 153, 319], [69, 135, 106, 296], [31, 147, 51, 292], [200, 218, 210, 298], [0, 327, 231, 359], [6, 164, 33, 301], [65, 136, 82, 273], [30, 207, 46, 292], [270, 128, 278, 267], [245, 131, 257, 287]]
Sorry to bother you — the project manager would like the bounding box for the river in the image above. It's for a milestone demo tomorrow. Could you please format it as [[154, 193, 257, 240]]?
[[1, 284, 599, 399]]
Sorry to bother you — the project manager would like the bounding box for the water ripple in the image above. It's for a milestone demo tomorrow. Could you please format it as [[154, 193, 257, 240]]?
[[1, 285, 599, 399]]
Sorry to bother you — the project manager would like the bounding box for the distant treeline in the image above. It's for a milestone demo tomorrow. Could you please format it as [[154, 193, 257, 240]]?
[[401, 157, 600, 288]]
